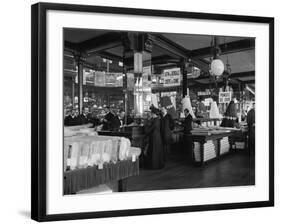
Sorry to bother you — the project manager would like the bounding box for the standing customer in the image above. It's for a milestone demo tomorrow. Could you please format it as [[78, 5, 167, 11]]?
[[145, 106, 165, 169], [182, 108, 193, 162], [161, 107, 175, 158], [221, 100, 237, 127], [247, 103, 255, 155]]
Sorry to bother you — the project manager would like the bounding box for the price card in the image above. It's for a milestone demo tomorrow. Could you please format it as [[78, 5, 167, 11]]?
[[70, 158, 77, 170], [98, 162, 103, 170], [132, 155, 136, 162]]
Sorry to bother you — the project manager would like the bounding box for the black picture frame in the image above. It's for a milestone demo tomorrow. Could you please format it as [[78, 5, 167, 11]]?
[[31, 2, 274, 222]]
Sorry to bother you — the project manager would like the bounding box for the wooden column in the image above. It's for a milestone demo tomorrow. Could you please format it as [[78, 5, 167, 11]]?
[[75, 54, 85, 114], [123, 49, 134, 121], [72, 76, 75, 107], [121, 32, 132, 124], [131, 33, 153, 116], [181, 58, 188, 97], [123, 65, 128, 125]]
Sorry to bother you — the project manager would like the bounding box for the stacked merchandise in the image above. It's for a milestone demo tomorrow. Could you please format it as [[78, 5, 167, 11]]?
[[78, 143, 90, 169], [64, 124, 98, 137], [209, 99, 223, 120], [193, 140, 216, 162], [220, 137, 230, 154], [64, 135, 141, 171]]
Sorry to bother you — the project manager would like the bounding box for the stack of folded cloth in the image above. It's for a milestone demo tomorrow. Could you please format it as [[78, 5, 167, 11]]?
[[209, 100, 223, 119], [119, 137, 131, 161], [220, 137, 230, 154], [87, 139, 113, 167], [193, 140, 216, 162], [64, 136, 140, 171]]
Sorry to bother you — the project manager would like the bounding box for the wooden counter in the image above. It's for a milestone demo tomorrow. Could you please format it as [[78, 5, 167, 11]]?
[[189, 128, 241, 166], [64, 159, 139, 194], [98, 125, 146, 149], [98, 126, 242, 167]]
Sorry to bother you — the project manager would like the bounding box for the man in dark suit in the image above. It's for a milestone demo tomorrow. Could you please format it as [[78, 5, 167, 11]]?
[[102, 106, 115, 130], [111, 110, 121, 131], [182, 108, 193, 162], [64, 108, 80, 126], [118, 109, 134, 126], [79, 107, 91, 125]]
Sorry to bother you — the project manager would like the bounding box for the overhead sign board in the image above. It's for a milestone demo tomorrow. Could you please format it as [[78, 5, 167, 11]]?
[[219, 92, 232, 103], [162, 68, 181, 87]]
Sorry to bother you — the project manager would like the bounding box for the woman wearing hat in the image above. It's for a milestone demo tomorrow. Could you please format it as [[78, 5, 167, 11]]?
[[221, 100, 238, 128], [144, 105, 165, 169], [160, 106, 175, 158]]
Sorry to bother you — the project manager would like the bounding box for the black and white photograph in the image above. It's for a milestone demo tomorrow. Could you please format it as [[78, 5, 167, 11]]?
[[30, 2, 274, 221], [63, 29, 256, 195], [1, 0, 279, 223]]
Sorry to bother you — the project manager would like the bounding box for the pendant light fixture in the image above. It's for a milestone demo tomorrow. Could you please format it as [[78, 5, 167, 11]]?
[[210, 36, 224, 77]]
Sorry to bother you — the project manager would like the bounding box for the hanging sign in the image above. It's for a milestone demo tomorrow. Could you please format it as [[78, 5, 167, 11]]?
[[84, 69, 95, 85], [94, 71, 106, 86], [105, 73, 123, 87], [162, 68, 181, 87], [219, 92, 232, 103]]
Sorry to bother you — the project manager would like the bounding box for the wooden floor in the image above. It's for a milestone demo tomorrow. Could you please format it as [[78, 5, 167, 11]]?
[[126, 150, 255, 192]]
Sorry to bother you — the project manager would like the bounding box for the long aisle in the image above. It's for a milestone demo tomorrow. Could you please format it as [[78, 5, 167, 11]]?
[[126, 151, 255, 192]]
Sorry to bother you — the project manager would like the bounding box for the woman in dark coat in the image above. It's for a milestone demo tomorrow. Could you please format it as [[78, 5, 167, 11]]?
[[161, 107, 175, 157], [221, 100, 238, 128], [145, 106, 165, 169]]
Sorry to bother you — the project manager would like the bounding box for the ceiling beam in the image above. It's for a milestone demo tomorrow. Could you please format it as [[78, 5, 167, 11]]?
[[190, 38, 255, 58], [188, 71, 255, 89], [150, 34, 210, 72], [151, 55, 180, 65], [192, 71, 254, 82], [92, 51, 123, 62], [79, 32, 123, 53], [150, 34, 187, 58], [64, 41, 80, 54], [229, 71, 255, 79]]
